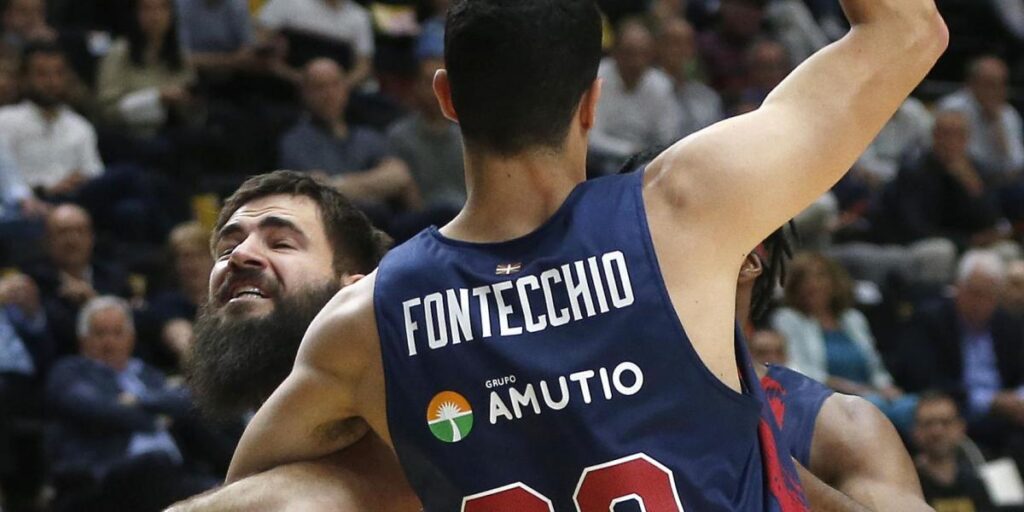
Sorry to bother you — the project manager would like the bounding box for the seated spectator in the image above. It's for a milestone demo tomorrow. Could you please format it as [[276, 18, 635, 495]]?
[[590, 19, 680, 174], [772, 252, 916, 431], [735, 38, 789, 113], [175, 0, 252, 75], [904, 250, 1024, 454], [0, 43, 103, 202], [0, 139, 47, 223], [853, 98, 933, 189], [415, 0, 448, 62], [144, 222, 211, 372], [23, 204, 131, 356], [762, 0, 827, 65], [0, 0, 56, 58], [386, 57, 464, 212], [938, 55, 1024, 179], [698, 0, 766, 106], [280, 58, 417, 214], [256, 0, 374, 87], [913, 392, 997, 512], [97, 0, 198, 138], [655, 17, 723, 139], [879, 110, 1006, 251], [1006, 259, 1024, 319], [0, 272, 54, 376], [46, 296, 214, 511], [748, 328, 789, 368]]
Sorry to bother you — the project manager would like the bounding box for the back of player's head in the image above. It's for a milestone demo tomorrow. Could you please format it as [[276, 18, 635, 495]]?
[[444, 0, 602, 155], [216, 171, 392, 276]]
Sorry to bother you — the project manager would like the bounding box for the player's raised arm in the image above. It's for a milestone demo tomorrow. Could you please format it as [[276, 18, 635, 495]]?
[[226, 276, 380, 484], [645, 0, 948, 254]]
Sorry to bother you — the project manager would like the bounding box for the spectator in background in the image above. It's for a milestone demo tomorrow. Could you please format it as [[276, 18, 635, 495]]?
[[257, 0, 374, 87], [904, 250, 1024, 455], [939, 55, 1024, 179], [175, 0, 252, 75], [853, 97, 934, 189], [280, 58, 418, 213], [140, 222, 211, 373], [698, 0, 766, 106], [0, 140, 47, 221], [0, 272, 52, 375], [24, 204, 130, 356], [386, 57, 464, 213], [415, 0, 449, 62], [913, 392, 997, 512], [655, 17, 722, 139], [97, 0, 198, 138], [0, 0, 56, 57], [46, 296, 212, 512], [881, 110, 1005, 251], [748, 328, 789, 368], [0, 43, 103, 202], [1006, 259, 1024, 319], [735, 38, 789, 113], [772, 252, 916, 431], [590, 19, 679, 174]]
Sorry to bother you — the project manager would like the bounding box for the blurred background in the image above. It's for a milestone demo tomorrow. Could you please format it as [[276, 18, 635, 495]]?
[[0, 0, 1023, 510]]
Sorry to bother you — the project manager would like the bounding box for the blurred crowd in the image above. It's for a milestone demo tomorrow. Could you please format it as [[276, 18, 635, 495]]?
[[0, 0, 1022, 510]]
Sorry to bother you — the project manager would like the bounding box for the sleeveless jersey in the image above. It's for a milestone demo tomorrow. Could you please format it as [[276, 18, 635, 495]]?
[[761, 365, 834, 468], [375, 170, 809, 511]]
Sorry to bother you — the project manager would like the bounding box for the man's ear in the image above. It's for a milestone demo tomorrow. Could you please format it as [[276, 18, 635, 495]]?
[[579, 78, 602, 130], [342, 273, 366, 287], [739, 253, 764, 285], [433, 69, 459, 123]]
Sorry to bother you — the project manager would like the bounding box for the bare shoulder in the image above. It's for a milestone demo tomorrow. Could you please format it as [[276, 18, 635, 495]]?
[[813, 394, 922, 497], [298, 271, 381, 374]]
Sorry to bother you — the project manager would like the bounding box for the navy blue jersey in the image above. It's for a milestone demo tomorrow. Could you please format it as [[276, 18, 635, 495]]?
[[375, 170, 808, 511], [761, 365, 834, 468]]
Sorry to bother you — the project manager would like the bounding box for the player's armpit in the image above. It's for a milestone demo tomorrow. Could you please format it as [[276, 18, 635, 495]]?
[[643, 0, 947, 256], [811, 395, 932, 511], [796, 462, 871, 512]]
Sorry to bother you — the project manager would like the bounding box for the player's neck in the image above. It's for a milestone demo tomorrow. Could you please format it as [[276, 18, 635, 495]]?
[[442, 150, 585, 243]]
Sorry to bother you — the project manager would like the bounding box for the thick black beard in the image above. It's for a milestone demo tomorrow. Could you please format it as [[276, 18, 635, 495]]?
[[187, 282, 340, 421]]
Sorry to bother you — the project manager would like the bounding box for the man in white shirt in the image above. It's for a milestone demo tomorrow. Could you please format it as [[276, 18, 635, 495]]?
[[590, 19, 680, 174], [0, 42, 103, 199], [656, 17, 723, 140], [257, 0, 374, 87]]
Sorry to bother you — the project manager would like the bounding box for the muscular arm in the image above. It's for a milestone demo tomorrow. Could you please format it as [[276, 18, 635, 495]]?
[[226, 275, 382, 483], [811, 395, 931, 511], [643, 0, 946, 389], [170, 433, 420, 512]]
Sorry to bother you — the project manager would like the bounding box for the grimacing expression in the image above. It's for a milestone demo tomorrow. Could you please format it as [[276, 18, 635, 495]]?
[[209, 194, 338, 319]]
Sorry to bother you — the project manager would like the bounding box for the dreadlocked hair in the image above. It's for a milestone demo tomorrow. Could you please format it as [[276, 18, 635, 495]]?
[[750, 223, 798, 323]]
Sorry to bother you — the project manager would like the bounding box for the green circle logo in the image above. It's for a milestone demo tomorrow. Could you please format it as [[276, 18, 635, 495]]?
[[427, 391, 474, 443]]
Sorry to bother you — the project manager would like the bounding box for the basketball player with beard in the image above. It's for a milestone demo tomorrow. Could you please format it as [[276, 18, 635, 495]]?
[[170, 171, 420, 511], [225, 0, 946, 509]]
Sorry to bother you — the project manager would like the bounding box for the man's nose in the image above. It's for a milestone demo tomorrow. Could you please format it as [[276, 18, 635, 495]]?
[[227, 236, 269, 270]]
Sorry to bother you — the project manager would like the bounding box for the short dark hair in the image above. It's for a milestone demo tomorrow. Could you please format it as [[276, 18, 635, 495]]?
[[214, 171, 391, 276], [444, 0, 602, 155], [20, 41, 65, 75]]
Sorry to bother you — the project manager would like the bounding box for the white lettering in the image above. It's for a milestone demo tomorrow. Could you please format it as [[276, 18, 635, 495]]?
[[423, 293, 448, 350], [569, 370, 596, 404], [509, 384, 542, 418], [517, 276, 547, 333], [598, 367, 613, 400], [563, 261, 595, 320], [489, 391, 514, 424], [492, 281, 522, 336], [472, 286, 493, 338], [613, 362, 644, 396], [402, 298, 421, 356], [603, 251, 635, 308], [587, 257, 610, 314], [540, 269, 570, 327], [446, 289, 473, 345], [540, 377, 570, 410]]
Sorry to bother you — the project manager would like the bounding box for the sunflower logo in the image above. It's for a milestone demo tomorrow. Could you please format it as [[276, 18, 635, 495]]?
[[426, 391, 474, 443]]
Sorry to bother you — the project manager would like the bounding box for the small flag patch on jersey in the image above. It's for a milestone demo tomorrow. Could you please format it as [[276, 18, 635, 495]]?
[[427, 391, 474, 443], [496, 263, 522, 276]]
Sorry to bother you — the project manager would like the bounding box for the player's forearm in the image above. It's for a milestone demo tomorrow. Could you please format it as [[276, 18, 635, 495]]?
[[798, 464, 871, 512], [840, 0, 943, 29]]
